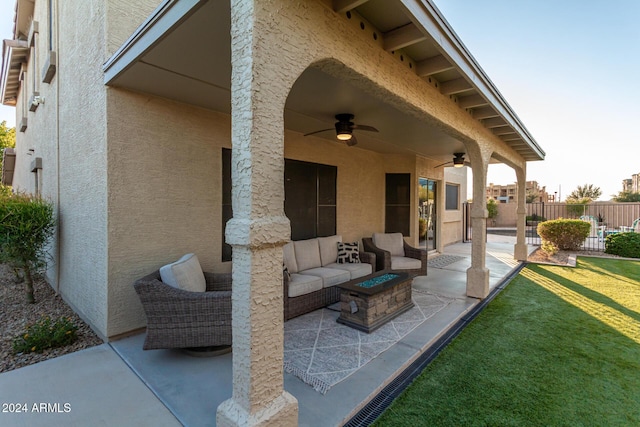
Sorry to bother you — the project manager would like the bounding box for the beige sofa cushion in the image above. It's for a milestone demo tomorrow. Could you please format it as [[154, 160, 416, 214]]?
[[283, 242, 299, 274], [303, 267, 350, 288], [318, 235, 342, 266], [288, 274, 323, 298], [326, 262, 372, 280], [159, 253, 206, 292], [373, 233, 405, 257], [294, 238, 322, 271]]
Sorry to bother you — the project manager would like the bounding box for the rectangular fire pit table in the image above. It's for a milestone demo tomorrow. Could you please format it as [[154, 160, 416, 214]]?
[[336, 271, 413, 333]]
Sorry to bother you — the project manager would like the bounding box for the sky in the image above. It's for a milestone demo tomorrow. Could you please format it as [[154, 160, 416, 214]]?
[[0, 2, 14, 128], [1, 1, 639, 200], [432, 0, 640, 201]]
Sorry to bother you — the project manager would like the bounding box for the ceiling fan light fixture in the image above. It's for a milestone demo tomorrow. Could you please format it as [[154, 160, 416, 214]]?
[[336, 132, 352, 141], [453, 152, 465, 168], [335, 116, 354, 141]]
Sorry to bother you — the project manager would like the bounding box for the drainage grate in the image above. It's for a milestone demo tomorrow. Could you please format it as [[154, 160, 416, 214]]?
[[343, 262, 527, 427]]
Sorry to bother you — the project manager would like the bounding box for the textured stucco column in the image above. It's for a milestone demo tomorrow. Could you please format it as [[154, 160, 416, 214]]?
[[466, 148, 490, 298], [216, 0, 298, 425], [514, 165, 529, 261]]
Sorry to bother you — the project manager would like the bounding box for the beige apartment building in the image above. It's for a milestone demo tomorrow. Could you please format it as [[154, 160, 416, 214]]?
[[1, 0, 544, 424], [486, 180, 548, 203], [622, 173, 640, 193]]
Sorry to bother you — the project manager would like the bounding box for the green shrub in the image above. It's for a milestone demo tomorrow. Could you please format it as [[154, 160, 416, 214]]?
[[566, 198, 589, 218], [604, 232, 640, 258], [487, 199, 498, 220], [0, 193, 55, 303], [0, 184, 12, 198], [526, 214, 546, 222], [537, 219, 591, 253], [12, 316, 78, 354]]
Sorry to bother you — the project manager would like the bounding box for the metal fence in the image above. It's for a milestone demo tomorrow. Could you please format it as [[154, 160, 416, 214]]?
[[464, 202, 640, 251], [526, 202, 640, 251]]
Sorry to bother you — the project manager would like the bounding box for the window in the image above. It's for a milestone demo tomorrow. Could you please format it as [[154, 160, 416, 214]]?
[[385, 173, 411, 235], [222, 153, 338, 257], [285, 159, 337, 241], [445, 183, 459, 210]]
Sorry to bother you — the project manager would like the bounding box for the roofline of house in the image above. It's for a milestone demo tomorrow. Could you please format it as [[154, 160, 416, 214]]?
[[408, 0, 544, 160]]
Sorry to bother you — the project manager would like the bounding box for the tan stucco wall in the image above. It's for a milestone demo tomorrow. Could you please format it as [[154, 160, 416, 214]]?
[[105, 90, 231, 335], [9, 0, 112, 336], [54, 0, 110, 336], [7, 0, 518, 339], [9, 0, 164, 338]]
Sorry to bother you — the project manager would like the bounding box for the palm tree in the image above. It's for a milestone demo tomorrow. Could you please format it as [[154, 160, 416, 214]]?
[[567, 184, 602, 202]]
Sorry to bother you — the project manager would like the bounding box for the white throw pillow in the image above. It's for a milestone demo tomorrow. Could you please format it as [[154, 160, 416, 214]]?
[[159, 253, 206, 292]]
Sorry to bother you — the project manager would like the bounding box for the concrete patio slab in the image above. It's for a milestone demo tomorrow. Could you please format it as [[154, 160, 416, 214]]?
[[0, 237, 533, 427], [0, 344, 181, 427]]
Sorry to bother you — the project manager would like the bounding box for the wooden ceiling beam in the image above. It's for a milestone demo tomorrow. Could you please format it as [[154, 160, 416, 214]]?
[[458, 94, 487, 109], [492, 126, 516, 136], [440, 77, 472, 95], [333, 0, 370, 13], [472, 106, 499, 120], [383, 23, 426, 52], [416, 54, 453, 76], [483, 117, 507, 128]]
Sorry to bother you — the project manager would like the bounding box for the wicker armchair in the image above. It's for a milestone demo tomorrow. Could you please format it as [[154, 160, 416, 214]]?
[[362, 234, 427, 277], [134, 270, 232, 350]]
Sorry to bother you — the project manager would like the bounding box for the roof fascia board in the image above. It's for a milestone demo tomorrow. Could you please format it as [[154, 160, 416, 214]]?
[[1, 39, 29, 105], [398, 0, 545, 160], [15, 0, 35, 39], [103, 0, 209, 84]]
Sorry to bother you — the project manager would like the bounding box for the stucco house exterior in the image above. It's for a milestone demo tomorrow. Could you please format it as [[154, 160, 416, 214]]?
[[1, 0, 544, 424]]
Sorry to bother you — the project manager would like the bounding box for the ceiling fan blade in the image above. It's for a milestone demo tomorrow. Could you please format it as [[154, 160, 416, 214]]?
[[345, 135, 358, 146], [352, 124, 379, 133], [435, 161, 452, 168], [303, 128, 334, 137]]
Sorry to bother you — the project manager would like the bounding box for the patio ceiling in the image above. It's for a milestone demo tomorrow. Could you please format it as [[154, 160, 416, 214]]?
[[103, 0, 545, 165]]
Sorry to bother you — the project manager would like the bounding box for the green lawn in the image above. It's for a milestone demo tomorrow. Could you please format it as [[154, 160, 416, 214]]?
[[374, 257, 640, 426]]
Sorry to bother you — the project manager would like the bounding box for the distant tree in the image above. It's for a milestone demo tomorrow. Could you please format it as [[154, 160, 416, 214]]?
[[0, 121, 16, 172], [526, 188, 540, 203], [567, 184, 602, 202], [613, 191, 640, 203], [566, 197, 590, 217], [486, 198, 498, 226]]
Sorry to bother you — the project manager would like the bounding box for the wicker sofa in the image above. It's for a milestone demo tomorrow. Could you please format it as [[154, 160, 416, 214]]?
[[283, 235, 375, 321], [134, 269, 232, 350], [362, 232, 427, 277]]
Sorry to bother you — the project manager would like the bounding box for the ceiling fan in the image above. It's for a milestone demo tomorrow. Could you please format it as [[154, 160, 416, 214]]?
[[303, 114, 379, 146], [435, 153, 467, 168]]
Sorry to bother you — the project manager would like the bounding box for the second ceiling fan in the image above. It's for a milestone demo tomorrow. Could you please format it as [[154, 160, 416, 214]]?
[[304, 114, 378, 146]]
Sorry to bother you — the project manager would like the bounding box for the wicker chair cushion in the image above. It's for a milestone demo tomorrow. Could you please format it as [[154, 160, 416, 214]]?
[[318, 235, 342, 266], [294, 238, 322, 271], [283, 242, 299, 273], [373, 233, 405, 257], [159, 253, 206, 292], [391, 256, 422, 270]]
